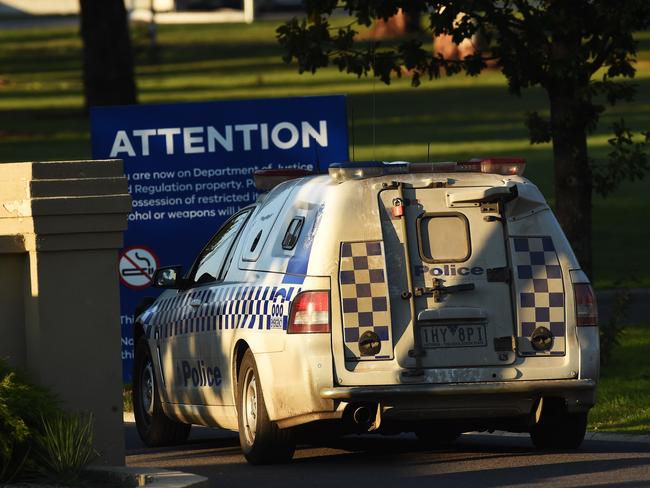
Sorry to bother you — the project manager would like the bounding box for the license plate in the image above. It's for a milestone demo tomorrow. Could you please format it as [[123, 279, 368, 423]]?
[[420, 324, 487, 348]]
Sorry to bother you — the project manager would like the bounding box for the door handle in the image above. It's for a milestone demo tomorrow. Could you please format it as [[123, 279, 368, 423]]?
[[190, 298, 202, 308], [414, 281, 475, 302]]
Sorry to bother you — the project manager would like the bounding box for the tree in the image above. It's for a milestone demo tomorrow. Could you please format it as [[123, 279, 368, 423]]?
[[277, 0, 650, 277], [79, 0, 137, 108]]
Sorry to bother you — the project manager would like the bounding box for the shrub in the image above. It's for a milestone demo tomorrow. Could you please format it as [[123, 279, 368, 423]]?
[[35, 412, 97, 484], [600, 290, 630, 366], [0, 374, 31, 482], [123, 384, 133, 413], [0, 360, 59, 482], [0, 361, 99, 484]]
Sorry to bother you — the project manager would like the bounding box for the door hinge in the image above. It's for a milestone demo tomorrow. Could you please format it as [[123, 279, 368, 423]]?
[[381, 181, 400, 189], [486, 267, 511, 283], [408, 347, 426, 358], [483, 215, 504, 223], [480, 201, 500, 214]]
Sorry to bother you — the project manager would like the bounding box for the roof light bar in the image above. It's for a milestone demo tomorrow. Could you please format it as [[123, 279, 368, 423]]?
[[328, 157, 526, 183], [254, 168, 313, 192], [328, 161, 409, 183], [458, 157, 526, 176]]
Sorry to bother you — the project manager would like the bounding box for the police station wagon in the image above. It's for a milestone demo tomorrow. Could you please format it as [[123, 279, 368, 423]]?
[[132, 158, 599, 464]]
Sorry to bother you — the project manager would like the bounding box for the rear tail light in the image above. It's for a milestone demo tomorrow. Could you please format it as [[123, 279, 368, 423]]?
[[287, 291, 330, 333], [574, 283, 598, 326]]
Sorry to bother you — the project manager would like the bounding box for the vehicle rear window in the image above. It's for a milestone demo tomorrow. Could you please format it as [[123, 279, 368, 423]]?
[[417, 213, 471, 263]]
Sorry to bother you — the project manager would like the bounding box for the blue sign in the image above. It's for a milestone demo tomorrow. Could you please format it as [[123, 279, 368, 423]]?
[[90, 96, 349, 383]]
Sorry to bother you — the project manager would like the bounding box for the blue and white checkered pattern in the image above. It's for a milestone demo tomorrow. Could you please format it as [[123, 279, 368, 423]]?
[[149, 285, 300, 337], [339, 241, 393, 360], [512, 236, 566, 355]]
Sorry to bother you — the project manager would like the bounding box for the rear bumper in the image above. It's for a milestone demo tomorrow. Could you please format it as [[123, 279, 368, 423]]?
[[321, 379, 597, 421], [321, 379, 596, 401]]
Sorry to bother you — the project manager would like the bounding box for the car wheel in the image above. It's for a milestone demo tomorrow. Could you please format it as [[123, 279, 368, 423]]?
[[237, 349, 295, 464], [414, 424, 462, 446], [133, 337, 191, 446], [530, 401, 587, 450]]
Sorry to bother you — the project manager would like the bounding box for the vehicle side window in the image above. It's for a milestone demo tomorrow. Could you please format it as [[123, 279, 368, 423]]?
[[282, 216, 305, 250], [192, 210, 251, 284]]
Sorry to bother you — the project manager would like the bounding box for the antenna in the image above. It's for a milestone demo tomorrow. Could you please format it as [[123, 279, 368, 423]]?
[[349, 102, 356, 162], [314, 146, 321, 174], [371, 40, 377, 162], [427, 142, 431, 163]]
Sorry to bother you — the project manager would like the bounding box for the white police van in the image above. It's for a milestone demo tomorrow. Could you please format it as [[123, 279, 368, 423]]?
[[133, 158, 599, 464]]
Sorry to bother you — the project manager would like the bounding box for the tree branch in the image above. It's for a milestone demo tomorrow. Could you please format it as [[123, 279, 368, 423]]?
[[587, 36, 615, 77]]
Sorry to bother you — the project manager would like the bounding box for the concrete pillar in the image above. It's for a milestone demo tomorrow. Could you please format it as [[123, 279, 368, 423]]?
[[0, 159, 131, 466]]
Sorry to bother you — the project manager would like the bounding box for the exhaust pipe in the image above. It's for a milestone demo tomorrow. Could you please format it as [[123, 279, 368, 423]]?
[[352, 406, 372, 425], [344, 403, 379, 431]]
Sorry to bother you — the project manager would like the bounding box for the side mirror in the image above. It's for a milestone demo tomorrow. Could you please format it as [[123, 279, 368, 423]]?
[[152, 265, 185, 289]]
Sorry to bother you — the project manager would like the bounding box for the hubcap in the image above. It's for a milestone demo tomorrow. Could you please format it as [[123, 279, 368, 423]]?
[[141, 360, 155, 417], [243, 369, 258, 445]]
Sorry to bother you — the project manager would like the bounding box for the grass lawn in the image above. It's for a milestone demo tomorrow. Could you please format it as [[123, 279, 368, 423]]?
[[0, 19, 649, 287], [590, 325, 650, 434]]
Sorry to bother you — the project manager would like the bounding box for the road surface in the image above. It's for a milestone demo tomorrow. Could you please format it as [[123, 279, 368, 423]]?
[[125, 420, 650, 487]]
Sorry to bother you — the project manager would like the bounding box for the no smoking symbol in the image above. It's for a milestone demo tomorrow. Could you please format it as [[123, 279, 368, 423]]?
[[119, 246, 159, 289]]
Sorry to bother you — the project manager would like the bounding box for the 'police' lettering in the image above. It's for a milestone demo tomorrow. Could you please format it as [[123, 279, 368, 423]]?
[[180, 360, 222, 388], [415, 264, 485, 277]]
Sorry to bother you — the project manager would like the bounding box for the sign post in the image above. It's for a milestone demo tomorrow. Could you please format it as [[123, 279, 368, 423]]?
[[91, 95, 349, 383]]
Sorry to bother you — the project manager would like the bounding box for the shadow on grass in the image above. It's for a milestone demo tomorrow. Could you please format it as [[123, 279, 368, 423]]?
[[0, 108, 89, 162], [0, 27, 80, 44], [1, 21, 649, 287], [0, 49, 81, 74]]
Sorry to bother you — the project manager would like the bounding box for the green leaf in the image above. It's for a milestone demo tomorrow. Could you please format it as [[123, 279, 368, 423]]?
[[591, 119, 649, 197]]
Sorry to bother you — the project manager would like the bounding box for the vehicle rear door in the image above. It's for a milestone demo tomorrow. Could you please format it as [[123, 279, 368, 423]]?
[[379, 182, 517, 370]]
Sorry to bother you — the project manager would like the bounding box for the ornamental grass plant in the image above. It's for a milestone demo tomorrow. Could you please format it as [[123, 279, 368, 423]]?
[[0, 360, 96, 484], [34, 413, 97, 484]]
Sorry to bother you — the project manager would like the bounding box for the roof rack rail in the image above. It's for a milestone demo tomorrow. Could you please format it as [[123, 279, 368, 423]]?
[[253, 168, 313, 192]]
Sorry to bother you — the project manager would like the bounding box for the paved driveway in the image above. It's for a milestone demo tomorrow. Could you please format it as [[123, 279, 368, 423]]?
[[126, 420, 650, 488]]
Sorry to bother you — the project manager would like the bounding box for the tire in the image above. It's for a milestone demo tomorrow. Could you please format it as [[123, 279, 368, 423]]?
[[237, 350, 295, 464], [133, 337, 191, 446], [414, 424, 462, 446], [530, 401, 587, 450]]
